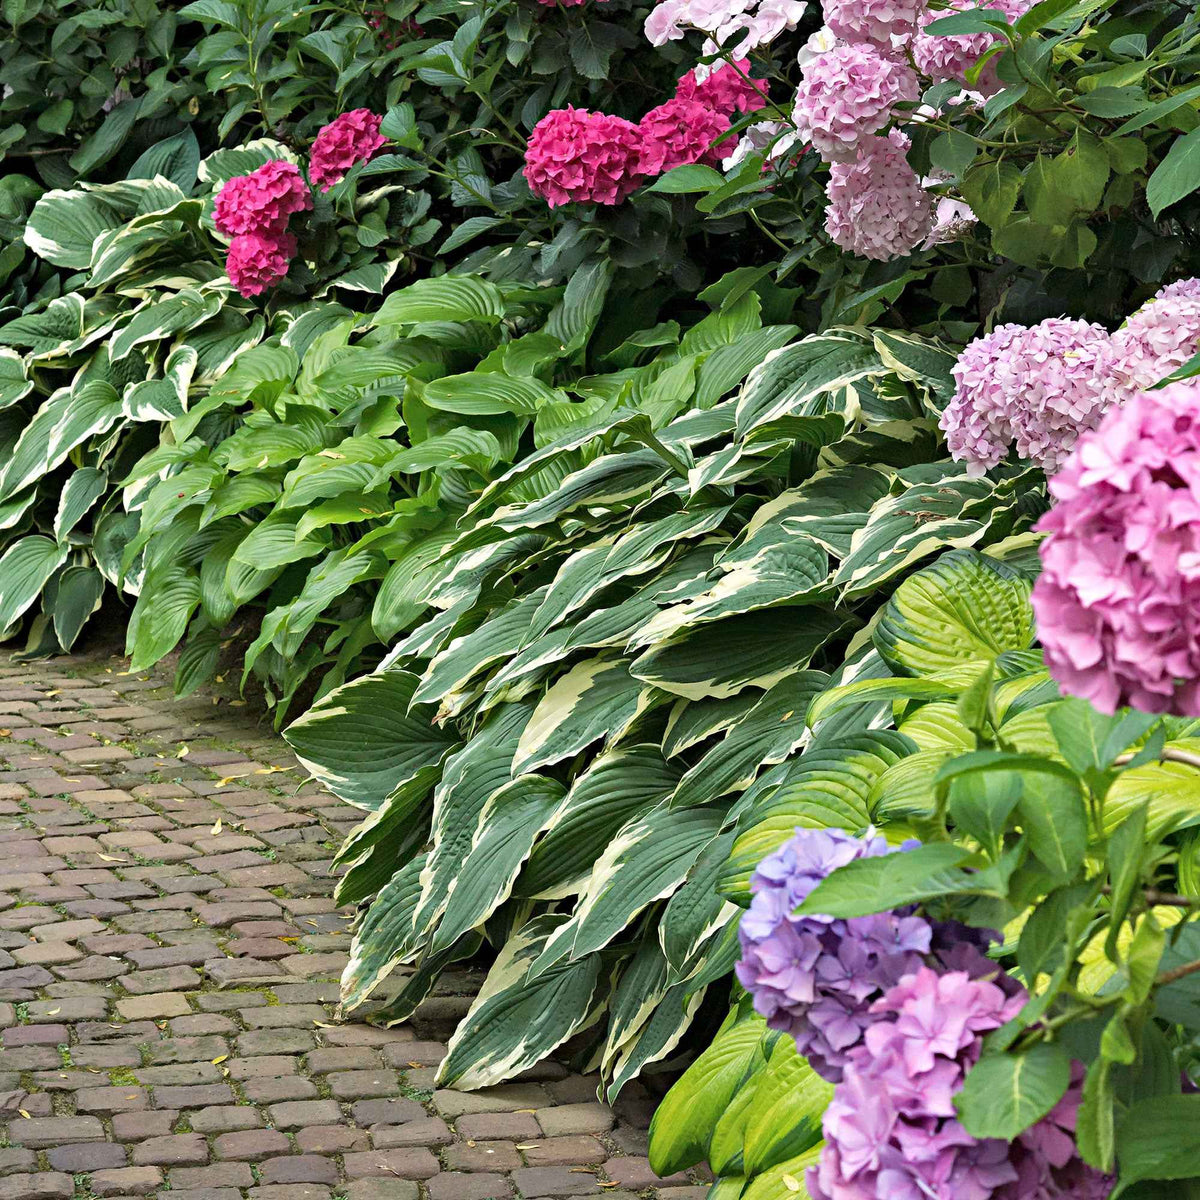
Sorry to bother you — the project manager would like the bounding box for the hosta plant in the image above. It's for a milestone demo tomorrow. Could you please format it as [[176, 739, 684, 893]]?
[[649, 547, 1200, 1199], [288, 320, 1052, 1095]]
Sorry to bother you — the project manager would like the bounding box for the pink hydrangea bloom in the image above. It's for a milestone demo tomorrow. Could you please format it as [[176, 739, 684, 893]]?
[[809, 968, 1108, 1200], [225, 231, 296, 298], [1032, 381, 1200, 716], [793, 42, 919, 162], [308, 109, 387, 191], [823, 0, 923, 45], [524, 107, 645, 207], [1155, 277, 1200, 302], [675, 62, 768, 114], [912, 0, 1028, 92], [824, 130, 934, 261], [638, 97, 730, 175], [940, 318, 1115, 476], [1109, 292, 1200, 398], [212, 161, 312, 236]]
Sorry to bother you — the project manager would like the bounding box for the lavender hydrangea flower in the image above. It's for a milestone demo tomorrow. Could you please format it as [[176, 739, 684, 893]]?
[[736, 827, 934, 1081]]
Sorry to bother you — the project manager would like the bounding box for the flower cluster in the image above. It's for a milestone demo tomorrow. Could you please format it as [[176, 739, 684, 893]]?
[[736, 827, 1108, 1200], [792, 43, 918, 161], [1032, 380, 1200, 716], [940, 319, 1115, 476], [1110, 289, 1200, 399], [524, 107, 645, 207], [308, 109, 388, 191], [825, 129, 933, 261], [911, 0, 1027, 92], [638, 97, 729, 174], [212, 160, 312, 237], [645, 0, 809, 57], [823, 0, 922, 45], [676, 61, 769, 114], [213, 160, 312, 298]]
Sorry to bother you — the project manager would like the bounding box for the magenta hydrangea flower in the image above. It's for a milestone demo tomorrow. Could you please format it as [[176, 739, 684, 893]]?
[[308, 109, 388, 191], [823, 0, 923, 45], [1109, 291, 1200, 399], [824, 130, 934, 261], [939, 318, 1116, 476], [524, 107, 645, 207], [1032, 380, 1200, 716], [735, 827, 935, 1081], [912, 0, 1028, 92], [212, 161, 312, 237], [225, 231, 296, 298], [675, 62, 768, 114], [638, 97, 730, 175], [793, 42, 919, 162]]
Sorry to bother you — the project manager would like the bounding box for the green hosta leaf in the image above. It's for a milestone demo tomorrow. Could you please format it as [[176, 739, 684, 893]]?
[[126, 566, 201, 670], [375, 275, 505, 326], [0, 350, 33, 410], [200, 475, 281, 527], [631, 608, 845, 701], [957, 1043, 1072, 1139], [0, 536, 68, 628], [513, 658, 663, 775], [231, 514, 326, 570], [128, 129, 201, 191], [437, 914, 606, 1090], [875, 549, 1035, 675], [517, 745, 683, 900], [284, 670, 459, 810], [174, 624, 222, 699], [422, 372, 560, 416], [649, 1013, 768, 1175], [50, 565, 104, 651], [671, 672, 828, 807], [742, 1038, 831, 1177], [279, 438, 400, 509], [54, 468, 108, 541], [432, 775, 567, 953]]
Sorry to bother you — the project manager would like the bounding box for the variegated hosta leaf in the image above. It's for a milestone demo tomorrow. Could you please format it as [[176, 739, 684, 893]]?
[[516, 744, 684, 901], [603, 979, 708, 1103], [601, 940, 671, 1077], [874, 548, 1036, 676], [0, 350, 33, 410], [341, 853, 429, 1011], [660, 830, 738, 978], [527, 804, 725, 976], [0, 536, 69, 629], [109, 288, 221, 363], [54, 468, 108, 541], [122, 345, 198, 422], [670, 672, 828, 808], [631, 608, 845, 701], [284, 670, 459, 810], [437, 914, 607, 1091], [513, 658, 664, 775], [720, 732, 914, 902]]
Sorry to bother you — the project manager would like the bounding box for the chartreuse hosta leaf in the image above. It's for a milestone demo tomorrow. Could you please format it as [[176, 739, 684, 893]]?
[[741, 1036, 832, 1177], [284, 670, 459, 810], [1104, 742, 1200, 837], [649, 1008, 770, 1176], [437, 913, 607, 1090], [741, 1146, 824, 1200], [874, 548, 1035, 675]]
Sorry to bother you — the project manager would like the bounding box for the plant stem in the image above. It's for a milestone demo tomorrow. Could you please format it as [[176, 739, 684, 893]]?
[[1157, 956, 1200, 987]]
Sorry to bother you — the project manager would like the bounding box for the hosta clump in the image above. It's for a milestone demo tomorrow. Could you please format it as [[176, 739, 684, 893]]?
[[293, 321, 1048, 1096]]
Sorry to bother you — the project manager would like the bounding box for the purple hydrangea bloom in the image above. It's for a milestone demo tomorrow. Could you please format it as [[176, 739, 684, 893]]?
[[808, 968, 1110, 1200], [736, 827, 934, 1081]]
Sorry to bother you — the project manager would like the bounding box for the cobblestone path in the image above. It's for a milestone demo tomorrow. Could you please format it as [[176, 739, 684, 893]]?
[[0, 646, 710, 1200]]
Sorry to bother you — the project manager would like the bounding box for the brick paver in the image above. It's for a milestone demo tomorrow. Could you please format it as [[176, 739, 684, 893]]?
[[0, 646, 704, 1200]]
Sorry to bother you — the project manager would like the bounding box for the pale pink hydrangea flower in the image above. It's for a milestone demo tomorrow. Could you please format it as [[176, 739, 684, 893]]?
[[675, 62, 768, 114], [940, 318, 1116, 475], [912, 0, 1028, 91], [1032, 380, 1200, 716], [225, 231, 296, 298], [722, 119, 802, 170], [823, 0, 923, 45], [824, 130, 934, 261], [523, 107, 645, 207], [308, 109, 388, 191], [793, 42, 919, 162], [797, 24, 840, 67], [1109, 292, 1200, 398], [644, 0, 807, 54], [212, 160, 312, 236], [1155, 277, 1200, 302], [638, 97, 730, 174]]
